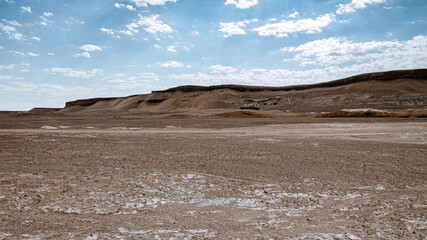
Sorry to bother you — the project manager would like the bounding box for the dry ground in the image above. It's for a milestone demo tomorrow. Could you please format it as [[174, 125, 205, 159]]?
[[0, 116, 426, 239]]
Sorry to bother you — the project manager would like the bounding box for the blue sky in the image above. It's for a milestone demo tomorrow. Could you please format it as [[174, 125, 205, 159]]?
[[0, 0, 426, 110]]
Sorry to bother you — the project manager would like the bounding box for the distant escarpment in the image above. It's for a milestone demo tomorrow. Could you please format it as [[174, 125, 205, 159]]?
[[59, 69, 427, 115]]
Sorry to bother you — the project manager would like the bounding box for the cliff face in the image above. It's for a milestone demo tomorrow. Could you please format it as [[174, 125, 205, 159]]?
[[60, 69, 427, 114]]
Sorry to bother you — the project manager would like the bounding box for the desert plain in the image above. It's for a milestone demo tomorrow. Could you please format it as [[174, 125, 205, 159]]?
[[0, 114, 426, 240], [0, 70, 426, 239]]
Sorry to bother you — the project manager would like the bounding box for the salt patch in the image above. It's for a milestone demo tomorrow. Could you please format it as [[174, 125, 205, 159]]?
[[41, 126, 57, 130], [124, 202, 144, 209], [186, 229, 208, 234], [0, 233, 11, 238], [299, 233, 346, 239], [257, 138, 281, 142], [84, 234, 98, 240], [347, 233, 361, 240]]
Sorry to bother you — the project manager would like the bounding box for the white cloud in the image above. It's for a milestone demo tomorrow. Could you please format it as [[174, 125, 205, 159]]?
[[13, 51, 25, 57], [2, 19, 22, 27], [170, 66, 339, 86], [0, 64, 14, 70], [48, 52, 55, 56], [126, 14, 173, 35], [73, 52, 91, 58], [128, 0, 177, 7], [103, 72, 159, 87], [159, 61, 184, 68], [44, 68, 103, 78], [209, 65, 237, 74], [191, 31, 199, 36], [114, 3, 136, 10], [21, 6, 32, 13], [100, 27, 114, 35], [80, 44, 102, 52], [0, 23, 25, 40], [27, 52, 39, 57], [166, 45, 176, 52], [43, 12, 53, 17], [282, 35, 427, 69], [219, 19, 257, 37], [39, 16, 53, 26], [225, 0, 258, 9], [288, 11, 300, 19], [253, 13, 335, 37], [170, 65, 375, 87], [336, 0, 388, 15], [101, 15, 173, 37], [32, 36, 41, 41], [0, 74, 13, 79]]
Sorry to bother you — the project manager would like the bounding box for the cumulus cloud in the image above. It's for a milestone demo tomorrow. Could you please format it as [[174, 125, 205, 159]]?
[[21, 6, 32, 13], [2, 19, 22, 27], [73, 45, 102, 58], [336, 0, 388, 15], [0, 22, 25, 40], [39, 16, 54, 26], [73, 52, 91, 58], [158, 61, 184, 68], [288, 11, 300, 19], [209, 65, 237, 74], [225, 0, 258, 9], [126, 15, 173, 35], [32, 36, 41, 41], [43, 12, 53, 17], [171, 65, 348, 86], [27, 52, 39, 57], [80, 44, 102, 52], [172, 36, 427, 86], [166, 45, 176, 52], [13, 51, 25, 57], [219, 19, 257, 37], [253, 13, 335, 37], [44, 68, 103, 78], [103, 72, 159, 87], [101, 15, 173, 37], [100, 27, 114, 35], [170, 65, 379, 87], [114, 3, 136, 10], [282, 35, 427, 68], [0, 74, 13, 79], [128, 0, 177, 7], [0, 64, 14, 70], [48, 53, 55, 56]]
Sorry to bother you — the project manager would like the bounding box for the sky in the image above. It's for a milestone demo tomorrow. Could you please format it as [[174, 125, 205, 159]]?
[[0, 0, 426, 110]]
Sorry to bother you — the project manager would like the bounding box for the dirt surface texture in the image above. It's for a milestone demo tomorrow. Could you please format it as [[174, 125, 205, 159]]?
[[0, 116, 426, 239], [0, 69, 426, 239]]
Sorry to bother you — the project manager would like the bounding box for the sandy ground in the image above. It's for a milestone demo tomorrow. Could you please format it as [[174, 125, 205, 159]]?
[[0, 117, 426, 239]]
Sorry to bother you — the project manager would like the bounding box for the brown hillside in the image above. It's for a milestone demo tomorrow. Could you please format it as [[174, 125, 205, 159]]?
[[58, 69, 427, 115]]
